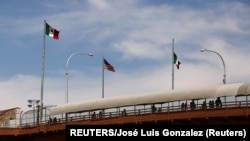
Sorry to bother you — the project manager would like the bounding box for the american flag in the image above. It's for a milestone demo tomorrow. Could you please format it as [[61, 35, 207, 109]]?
[[103, 58, 115, 72]]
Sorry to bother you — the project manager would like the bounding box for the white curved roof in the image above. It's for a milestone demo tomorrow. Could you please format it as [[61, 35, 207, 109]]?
[[50, 82, 250, 115]]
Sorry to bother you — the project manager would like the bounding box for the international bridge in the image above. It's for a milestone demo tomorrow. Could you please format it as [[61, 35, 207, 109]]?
[[0, 82, 250, 140]]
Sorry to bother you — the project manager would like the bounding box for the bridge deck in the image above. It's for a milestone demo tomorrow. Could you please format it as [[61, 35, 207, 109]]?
[[0, 106, 249, 141]]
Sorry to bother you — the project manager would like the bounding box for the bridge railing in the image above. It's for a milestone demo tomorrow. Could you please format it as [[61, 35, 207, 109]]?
[[48, 96, 250, 124], [2, 95, 249, 128]]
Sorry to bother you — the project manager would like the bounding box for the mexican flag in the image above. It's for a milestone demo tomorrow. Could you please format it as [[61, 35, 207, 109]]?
[[45, 22, 59, 40], [174, 53, 181, 69]]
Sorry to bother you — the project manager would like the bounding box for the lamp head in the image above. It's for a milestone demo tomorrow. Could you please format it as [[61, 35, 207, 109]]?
[[200, 49, 205, 52], [36, 100, 40, 104], [28, 100, 32, 103]]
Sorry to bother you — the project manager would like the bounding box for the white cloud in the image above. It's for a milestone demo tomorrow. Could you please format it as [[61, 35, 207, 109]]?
[[87, 0, 110, 9], [0, 0, 249, 113]]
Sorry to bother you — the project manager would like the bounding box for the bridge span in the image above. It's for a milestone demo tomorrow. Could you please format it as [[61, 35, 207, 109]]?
[[0, 82, 250, 140], [0, 105, 249, 140]]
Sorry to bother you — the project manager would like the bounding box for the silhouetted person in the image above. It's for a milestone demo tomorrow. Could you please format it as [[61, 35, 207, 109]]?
[[53, 117, 57, 124], [151, 104, 157, 113], [122, 109, 127, 116], [184, 103, 187, 110], [92, 112, 96, 119], [209, 100, 214, 108], [181, 103, 185, 111], [49, 117, 52, 124], [215, 97, 222, 108], [99, 111, 103, 118], [202, 101, 207, 109], [190, 100, 196, 110]]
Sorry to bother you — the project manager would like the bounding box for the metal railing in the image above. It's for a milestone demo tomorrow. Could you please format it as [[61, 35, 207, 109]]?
[[1, 96, 249, 128]]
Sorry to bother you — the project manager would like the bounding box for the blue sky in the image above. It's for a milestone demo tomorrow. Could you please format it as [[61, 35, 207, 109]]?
[[0, 0, 250, 111]]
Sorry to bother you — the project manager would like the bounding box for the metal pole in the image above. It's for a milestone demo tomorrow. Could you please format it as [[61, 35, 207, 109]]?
[[19, 111, 23, 127], [40, 20, 46, 124], [172, 38, 174, 90], [33, 102, 35, 125], [200, 49, 226, 84], [102, 57, 104, 98], [65, 52, 94, 104]]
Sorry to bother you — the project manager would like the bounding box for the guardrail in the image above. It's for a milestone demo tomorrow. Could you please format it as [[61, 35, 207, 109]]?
[[0, 99, 249, 130]]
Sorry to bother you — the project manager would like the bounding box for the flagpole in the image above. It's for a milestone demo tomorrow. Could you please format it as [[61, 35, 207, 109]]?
[[40, 20, 46, 122], [172, 38, 174, 90], [102, 56, 104, 98]]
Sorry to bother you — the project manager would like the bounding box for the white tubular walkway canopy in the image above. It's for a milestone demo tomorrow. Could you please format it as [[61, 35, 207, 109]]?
[[50, 82, 250, 116]]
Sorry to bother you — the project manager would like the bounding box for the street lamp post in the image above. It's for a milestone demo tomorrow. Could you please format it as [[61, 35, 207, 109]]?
[[65, 52, 94, 104], [200, 49, 226, 84], [27, 100, 40, 125]]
